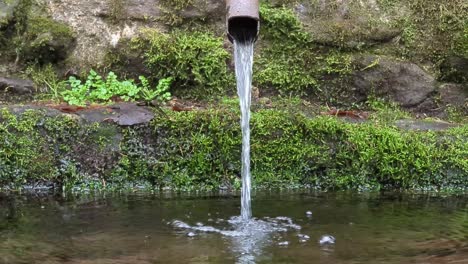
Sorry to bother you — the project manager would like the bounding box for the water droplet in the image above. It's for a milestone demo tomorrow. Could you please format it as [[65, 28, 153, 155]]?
[[319, 235, 335, 245], [40, 206, 45, 209], [306, 211, 313, 216]]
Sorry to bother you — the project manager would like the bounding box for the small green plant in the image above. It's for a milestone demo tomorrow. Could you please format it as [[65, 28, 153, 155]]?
[[61, 70, 171, 106], [140, 76, 172, 103], [25, 64, 66, 101]]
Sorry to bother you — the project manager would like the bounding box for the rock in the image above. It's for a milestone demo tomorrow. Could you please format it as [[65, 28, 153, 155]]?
[[22, 16, 76, 63], [46, 0, 141, 69], [352, 55, 437, 107], [72, 103, 154, 126], [440, 56, 468, 83], [0, 77, 35, 95], [124, 0, 162, 21], [43, 0, 223, 70], [296, 0, 405, 48], [178, 0, 224, 20], [439, 83, 468, 109], [395, 119, 458, 132]]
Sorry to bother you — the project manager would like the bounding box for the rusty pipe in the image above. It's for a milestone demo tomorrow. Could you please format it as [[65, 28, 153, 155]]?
[[226, 0, 259, 43]]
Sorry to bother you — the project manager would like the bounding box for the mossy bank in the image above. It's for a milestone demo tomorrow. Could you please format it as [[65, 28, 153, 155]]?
[[0, 104, 466, 193]]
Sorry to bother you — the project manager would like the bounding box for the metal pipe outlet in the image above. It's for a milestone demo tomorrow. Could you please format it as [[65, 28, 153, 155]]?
[[226, 0, 260, 43]]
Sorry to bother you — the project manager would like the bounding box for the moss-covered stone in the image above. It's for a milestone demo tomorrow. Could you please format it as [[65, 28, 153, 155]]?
[[0, 0, 19, 27], [20, 16, 75, 63], [0, 0, 75, 65], [1, 104, 466, 192], [0, 107, 119, 190]]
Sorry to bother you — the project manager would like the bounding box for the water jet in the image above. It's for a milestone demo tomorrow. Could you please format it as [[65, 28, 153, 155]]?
[[226, 0, 259, 220]]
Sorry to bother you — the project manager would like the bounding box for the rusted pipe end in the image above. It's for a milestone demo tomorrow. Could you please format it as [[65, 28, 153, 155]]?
[[226, 0, 259, 43]]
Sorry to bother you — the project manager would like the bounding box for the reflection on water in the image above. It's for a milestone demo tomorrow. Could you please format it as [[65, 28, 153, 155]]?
[[0, 192, 467, 264]]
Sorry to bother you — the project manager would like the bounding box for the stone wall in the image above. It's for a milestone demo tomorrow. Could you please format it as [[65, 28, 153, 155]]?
[[0, 0, 466, 116]]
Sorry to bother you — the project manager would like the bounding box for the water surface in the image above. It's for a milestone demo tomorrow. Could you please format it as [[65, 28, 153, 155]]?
[[0, 192, 467, 264]]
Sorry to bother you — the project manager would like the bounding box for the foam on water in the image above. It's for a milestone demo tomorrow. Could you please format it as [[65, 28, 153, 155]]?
[[172, 216, 301, 263]]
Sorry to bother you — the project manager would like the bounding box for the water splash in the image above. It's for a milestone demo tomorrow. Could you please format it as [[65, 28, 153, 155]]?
[[172, 216, 301, 263], [233, 39, 254, 220]]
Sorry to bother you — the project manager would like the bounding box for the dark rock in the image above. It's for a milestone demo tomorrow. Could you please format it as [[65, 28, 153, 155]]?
[[75, 103, 154, 126], [352, 56, 437, 107], [22, 16, 76, 63], [0, 77, 35, 95], [440, 56, 468, 83], [178, 0, 224, 20], [439, 83, 468, 108], [110, 103, 154, 126], [395, 119, 458, 132]]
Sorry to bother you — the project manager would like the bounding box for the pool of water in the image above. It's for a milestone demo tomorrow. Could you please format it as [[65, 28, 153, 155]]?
[[1, 191, 467, 264]]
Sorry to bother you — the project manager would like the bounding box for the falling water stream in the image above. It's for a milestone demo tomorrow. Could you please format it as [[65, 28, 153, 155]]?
[[155, 27, 308, 264], [233, 39, 254, 220]]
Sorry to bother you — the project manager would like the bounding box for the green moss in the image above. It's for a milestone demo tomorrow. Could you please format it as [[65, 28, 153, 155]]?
[[160, 0, 193, 11], [20, 16, 75, 63], [454, 23, 468, 57], [387, 0, 467, 63], [110, 104, 467, 191], [255, 4, 355, 95], [0, 108, 56, 186], [0, 108, 118, 191], [1, 105, 466, 192], [132, 29, 233, 98]]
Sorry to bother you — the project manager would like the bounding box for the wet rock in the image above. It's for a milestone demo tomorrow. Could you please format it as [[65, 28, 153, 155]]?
[[352, 55, 437, 107], [278, 241, 289, 246], [109, 103, 154, 126], [74, 103, 154, 126], [0, 77, 35, 95], [395, 119, 459, 132]]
